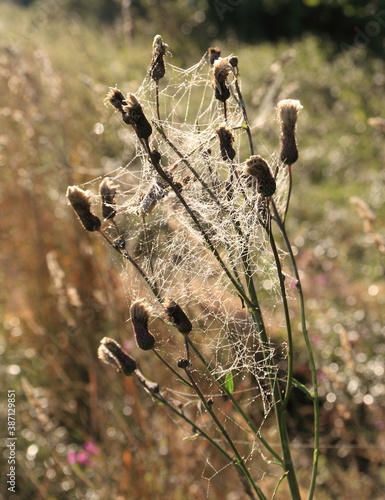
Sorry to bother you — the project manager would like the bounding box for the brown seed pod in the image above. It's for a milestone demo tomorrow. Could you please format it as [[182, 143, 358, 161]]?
[[123, 94, 153, 139], [130, 300, 155, 350], [66, 186, 101, 232], [149, 34, 168, 81], [213, 58, 234, 103], [276, 99, 303, 165], [163, 298, 192, 335], [208, 46, 221, 65], [98, 337, 137, 376], [105, 87, 126, 113], [244, 156, 276, 197], [99, 178, 117, 220], [216, 125, 236, 162]]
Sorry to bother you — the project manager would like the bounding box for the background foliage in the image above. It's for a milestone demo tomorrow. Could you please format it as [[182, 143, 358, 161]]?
[[1, 0, 385, 499]]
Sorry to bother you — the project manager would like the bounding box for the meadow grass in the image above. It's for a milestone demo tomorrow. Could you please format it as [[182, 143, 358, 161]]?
[[1, 3, 385, 499]]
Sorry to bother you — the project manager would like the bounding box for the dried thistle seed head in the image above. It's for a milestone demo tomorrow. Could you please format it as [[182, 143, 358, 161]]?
[[105, 87, 126, 113], [99, 177, 117, 220], [130, 300, 155, 350], [98, 337, 137, 376], [213, 58, 234, 103], [277, 99, 303, 165], [66, 186, 101, 232], [229, 56, 238, 69], [216, 125, 236, 162], [122, 94, 152, 139], [244, 156, 276, 197], [149, 34, 168, 81], [208, 46, 221, 65], [163, 298, 192, 335]]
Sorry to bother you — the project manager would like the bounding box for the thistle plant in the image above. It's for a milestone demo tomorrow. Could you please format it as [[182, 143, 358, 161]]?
[[67, 35, 319, 500]]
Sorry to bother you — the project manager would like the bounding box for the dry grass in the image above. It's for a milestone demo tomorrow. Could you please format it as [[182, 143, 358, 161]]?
[[1, 3, 385, 499]]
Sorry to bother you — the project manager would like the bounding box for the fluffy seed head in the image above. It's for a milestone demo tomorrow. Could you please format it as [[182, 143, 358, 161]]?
[[213, 58, 234, 103], [105, 87, 126, 113], [229, 56, 238, 69], [66, 186, 101, 231], [208, 46, 221, 65], [244, 156, 276, 197], [123, 94, 153, 139], [130, 300, 155, 350], [99, 178, 117, 220], [216, 125, 236, 162], [98, 337, 137, 376], [149, 34, 168, 81], [277, 99, 303, 165], [163, 298, 192, 335]]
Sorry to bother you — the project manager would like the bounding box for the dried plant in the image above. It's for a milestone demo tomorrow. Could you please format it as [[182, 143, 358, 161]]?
[[67, 37, 319, 500]]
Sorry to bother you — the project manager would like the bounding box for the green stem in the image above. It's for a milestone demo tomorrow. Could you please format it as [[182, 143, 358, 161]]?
[[98, 229, 162, 301], [187, 338, 283, 466], [153, 349, 192, 388], [266, 213, 294, 410], [155, 80, 161, 122], [184, 366, 267, 500], [271, 200, 319, 500], [283, 165, 292, 225], [133, 371, 234, 463], [244, 273, 301, 499], [233, 70, 254, 156]]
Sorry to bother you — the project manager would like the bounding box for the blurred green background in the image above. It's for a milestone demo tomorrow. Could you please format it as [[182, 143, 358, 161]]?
[[1, 0, 385, 499]]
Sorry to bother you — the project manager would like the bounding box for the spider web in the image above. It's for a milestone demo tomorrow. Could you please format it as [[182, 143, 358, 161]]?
[[86, 49, 291, 487]]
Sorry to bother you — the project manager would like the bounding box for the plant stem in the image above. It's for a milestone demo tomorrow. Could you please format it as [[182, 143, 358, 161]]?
[[233, 68, 254, 156], [187, 338, 283, 466], [133, 370, 258, 500], [153, 349, 192, 388], [244, 262, 301, 499], [98, 228, 162, 301], [184, 366, 267, 500], [141, 213, 156, 276], [155, 80, 161, 121], [141, 137, 253, 309], [271, 200, 319, 500], [283, 165, 292, 225], [266, 213, 294, 410]]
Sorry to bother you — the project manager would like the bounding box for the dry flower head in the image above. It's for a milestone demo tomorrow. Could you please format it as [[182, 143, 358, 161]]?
[[122, 93, 153, 139], [208, 46, 221, 65], [216, 125, 236, 162], [98, 337, 137, 376], [163, 298, 192, 335], [130, 300, 155, 350], [277, 99, 303, 165], [149, 34, 169, 81], [213, 58, 234, 103], [244, 156, 276, 197], [99, 177, 117, 220], [66, 186, 101, 231]]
